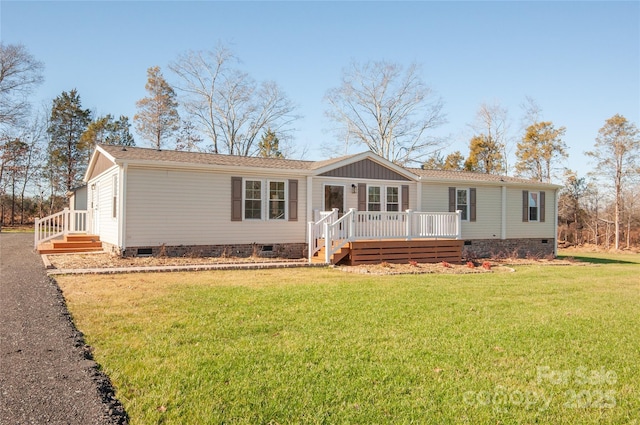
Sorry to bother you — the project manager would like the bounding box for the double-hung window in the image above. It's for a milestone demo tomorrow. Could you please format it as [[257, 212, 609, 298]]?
[[457, 189, 469, 221], [268, 181, 286, 220], [244, 180, 262, 219], [368, 186, 381, 211], [386, 187, 399, 212], [528, 191, 539, 222]]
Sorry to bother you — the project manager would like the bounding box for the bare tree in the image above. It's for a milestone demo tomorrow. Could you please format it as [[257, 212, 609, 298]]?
[[0, 43, 44, 129], [170, 46, 299, 156], [586, 114, 640, 250], [469, 101, 510, 173], [325, 60, 446, 166]]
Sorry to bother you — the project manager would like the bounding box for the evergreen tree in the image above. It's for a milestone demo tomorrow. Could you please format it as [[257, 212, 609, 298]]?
[[81, 114, 135, 147], [175, 120, 203, 152], [257, 128, 283, 158], [46, 89, 92, 192], [464, 135, 504, 174], [134, 66, 179, 149], [515, 121, 567, 182]]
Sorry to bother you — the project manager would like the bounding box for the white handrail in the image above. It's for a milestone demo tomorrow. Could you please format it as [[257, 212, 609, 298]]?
[[34, 208, 89, 248], [324, 208, 356, 263], [307, 208, 339, 261]]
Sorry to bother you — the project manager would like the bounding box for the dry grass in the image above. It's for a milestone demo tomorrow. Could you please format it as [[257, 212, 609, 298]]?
[[47, 252, 303, 270]]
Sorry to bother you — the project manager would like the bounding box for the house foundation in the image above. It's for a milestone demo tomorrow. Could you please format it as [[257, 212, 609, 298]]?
[[462, 238, 555, 259], [116, 242, 307, 259]]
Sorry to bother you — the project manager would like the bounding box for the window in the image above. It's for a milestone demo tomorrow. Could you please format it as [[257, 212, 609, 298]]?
[[386, 187, 399, 212], [268, 181, 286, 220], [368, 186, 381, 211], [112, 175, 118, 218], [244, 180, 262, 219], [456, 189, 468, 221], [529, 191, 539, 222]]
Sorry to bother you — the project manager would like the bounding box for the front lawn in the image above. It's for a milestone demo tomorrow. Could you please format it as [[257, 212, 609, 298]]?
[[56, 253, 640, 424]]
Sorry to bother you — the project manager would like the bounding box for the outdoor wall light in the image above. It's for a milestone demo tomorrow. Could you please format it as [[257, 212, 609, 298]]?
[[351, 184, 357, 193]]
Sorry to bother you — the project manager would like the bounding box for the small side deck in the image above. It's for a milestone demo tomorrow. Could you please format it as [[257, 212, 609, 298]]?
[[312, 239, 463, 265]]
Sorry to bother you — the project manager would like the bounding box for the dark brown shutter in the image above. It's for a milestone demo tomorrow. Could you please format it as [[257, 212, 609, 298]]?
[[401, 185, 409, 211], [358, 183, 367, 211], [231, 177, 243, 221], [540, 191, 546, 222], [288, 179, 298, 221], [470, 188, 477, 222], [522, 190, 529, 222], [448, 187, 456, 212]]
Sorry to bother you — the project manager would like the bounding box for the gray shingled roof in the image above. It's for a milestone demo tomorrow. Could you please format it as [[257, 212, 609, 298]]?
[[98, 144, 557, 186], [98, 144, 362, 171], [409, 167, 555, 185]]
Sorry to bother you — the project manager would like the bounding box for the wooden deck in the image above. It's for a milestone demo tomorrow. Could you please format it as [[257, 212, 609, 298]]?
[[312, 239, 463, 265], [37, 234, 103, 255]]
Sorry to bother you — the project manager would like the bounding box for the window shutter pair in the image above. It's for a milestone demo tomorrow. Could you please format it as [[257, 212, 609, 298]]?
[[449, 187, 476, 222], [231, 177, 298, 221], [522, 190, 545, 222]]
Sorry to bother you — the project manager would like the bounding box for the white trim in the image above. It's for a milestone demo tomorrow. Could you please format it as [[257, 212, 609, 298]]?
[[266, 179, 287, 221], [455, 188, 470, 222], [118, 163, 127, 251], [365, 184, 402, 212], [312, 151, 419, 181], [528, 191, 540, 222], [501, 185, 507, 239]]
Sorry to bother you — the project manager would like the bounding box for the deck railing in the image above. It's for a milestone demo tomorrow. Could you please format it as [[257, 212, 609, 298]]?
[[310, 209, 461, 263], [34, 208, 89, 248]]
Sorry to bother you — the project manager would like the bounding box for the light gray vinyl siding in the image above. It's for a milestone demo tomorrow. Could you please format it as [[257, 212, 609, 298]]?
[[124, 167, 306, 247], [88, 167, 119, 246], [506, 188, 556, 238]]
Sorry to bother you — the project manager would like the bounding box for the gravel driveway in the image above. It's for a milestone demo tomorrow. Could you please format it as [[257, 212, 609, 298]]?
[[0, 233, 127, 424]]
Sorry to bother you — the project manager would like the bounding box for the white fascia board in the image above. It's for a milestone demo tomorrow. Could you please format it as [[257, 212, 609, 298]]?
[[83, 145, 117, 182]]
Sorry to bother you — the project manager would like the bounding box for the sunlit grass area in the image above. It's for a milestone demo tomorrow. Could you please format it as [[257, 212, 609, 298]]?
[[57, 254, 640, 424]]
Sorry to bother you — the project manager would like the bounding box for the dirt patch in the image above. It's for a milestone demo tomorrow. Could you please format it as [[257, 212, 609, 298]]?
[[46, 252, 304, 270], [337, 257, 581, 275]]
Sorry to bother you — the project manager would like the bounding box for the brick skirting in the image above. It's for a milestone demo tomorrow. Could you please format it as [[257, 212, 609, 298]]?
[[462, 238, 555, 259]]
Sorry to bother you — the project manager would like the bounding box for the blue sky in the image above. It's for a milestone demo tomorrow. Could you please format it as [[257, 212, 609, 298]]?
[[2, 1, 638, 179]]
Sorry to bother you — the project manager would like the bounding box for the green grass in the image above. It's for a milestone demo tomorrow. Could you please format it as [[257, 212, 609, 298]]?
[[57, 254, 640, 424]]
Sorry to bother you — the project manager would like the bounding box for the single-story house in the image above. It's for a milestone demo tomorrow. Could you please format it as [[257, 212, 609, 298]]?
[[36, 144, 561, 264]]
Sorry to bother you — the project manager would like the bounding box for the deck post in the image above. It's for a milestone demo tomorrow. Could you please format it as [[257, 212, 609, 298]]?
[[406, 209, 413, 240], [348, 208, 356, 239], [456, 210, 462, 239], [307, 221, 314, 263], [62, 208, 70, 236], [324, 221, 331, 264]]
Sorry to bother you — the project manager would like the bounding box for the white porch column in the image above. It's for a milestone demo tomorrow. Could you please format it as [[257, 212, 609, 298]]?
[[416, 181, 422, 211], [306, 175, 313, 239]]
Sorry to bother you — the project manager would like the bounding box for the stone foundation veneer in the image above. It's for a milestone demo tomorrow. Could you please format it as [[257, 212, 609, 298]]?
[[462, 238, 555, 259], [118, 242, 307, 259]]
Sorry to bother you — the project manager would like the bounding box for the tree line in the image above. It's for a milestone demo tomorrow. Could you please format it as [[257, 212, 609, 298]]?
[[0, 42, 638, 250]]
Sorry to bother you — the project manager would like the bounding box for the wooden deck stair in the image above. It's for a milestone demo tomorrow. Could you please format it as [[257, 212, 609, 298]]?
[[37, 234, 103, 254], [311, 241, 351, 265]]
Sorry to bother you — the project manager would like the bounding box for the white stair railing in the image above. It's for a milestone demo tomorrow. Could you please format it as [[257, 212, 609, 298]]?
[[34, 208, 89, 248], [307, 208, 339, 261], [324, 209, 356, 264]]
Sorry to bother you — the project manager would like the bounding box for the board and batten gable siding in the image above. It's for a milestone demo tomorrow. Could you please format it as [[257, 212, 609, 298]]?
[[319, 158, 411, 181], [88, 167, 119, 246], [311, 177, 417, 212], [124, 166, 307, 247], [506, 187, 555, 238]]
